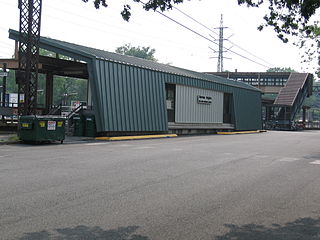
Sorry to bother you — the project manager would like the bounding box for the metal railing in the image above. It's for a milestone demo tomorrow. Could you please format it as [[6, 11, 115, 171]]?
[[305, 121, 320, 129]]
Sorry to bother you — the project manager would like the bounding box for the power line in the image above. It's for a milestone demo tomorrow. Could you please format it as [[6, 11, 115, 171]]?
[[172, 6, 274, 68], [0, 40, 13, 47], [50, 0, 272, 69], [172, 5, 218, 37], [142, 4, 271, 68], [1, 0, 272, 68], [0, 0, 205, 54]]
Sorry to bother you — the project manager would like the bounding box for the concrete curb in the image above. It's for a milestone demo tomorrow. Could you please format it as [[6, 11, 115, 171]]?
[[96, 134, 178, 141], [217, 130, 265, 135]]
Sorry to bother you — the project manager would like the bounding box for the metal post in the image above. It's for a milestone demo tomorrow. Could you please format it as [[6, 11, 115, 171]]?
[[2, 63, 7, 107], [17, 0, 42, 115], [45, 72, 53, 114]]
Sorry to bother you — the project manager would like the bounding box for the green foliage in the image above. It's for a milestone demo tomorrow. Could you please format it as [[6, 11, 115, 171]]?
[[39, 48, 88, 106], [115, 44, 158, 62], [53, 76, 87, 106], [238, 0, 320, 43], [39, 49, 56, 58], [82, 0, 183, 21], [3, 70, 17, 93], [39, 49, 73, 61], [83, 0, 319, 38], [2, 49, 87, 107], [1, 70, 87, 107], [267, 67, 296, 73]]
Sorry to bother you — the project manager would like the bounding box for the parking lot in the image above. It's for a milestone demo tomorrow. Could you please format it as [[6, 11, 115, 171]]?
[[1, 131, 320, 239]]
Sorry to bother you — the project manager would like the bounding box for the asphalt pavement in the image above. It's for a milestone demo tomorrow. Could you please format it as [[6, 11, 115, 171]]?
[[1, 131, 320, 240]]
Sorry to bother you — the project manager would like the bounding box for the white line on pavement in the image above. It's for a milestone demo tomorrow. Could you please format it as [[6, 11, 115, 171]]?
[[310, 160, 320, 165]]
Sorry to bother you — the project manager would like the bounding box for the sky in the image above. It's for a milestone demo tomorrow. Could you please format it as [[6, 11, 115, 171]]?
[[0, 0, 317, 74]]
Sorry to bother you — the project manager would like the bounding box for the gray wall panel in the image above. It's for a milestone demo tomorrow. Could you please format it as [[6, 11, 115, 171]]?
[[175, 85, 224, 123]]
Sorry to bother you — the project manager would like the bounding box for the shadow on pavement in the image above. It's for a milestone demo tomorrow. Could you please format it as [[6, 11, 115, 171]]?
[[215, 217, 320, 240], [19, 225, 149, 240]]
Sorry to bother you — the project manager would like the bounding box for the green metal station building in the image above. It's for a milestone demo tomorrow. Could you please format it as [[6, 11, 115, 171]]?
[[7, 29, 262, 135]]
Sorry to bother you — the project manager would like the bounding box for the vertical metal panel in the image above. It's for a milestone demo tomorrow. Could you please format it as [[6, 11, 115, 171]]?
[[133, 67, 142, 131], [114, 63, 122, 131], [148, 71, 155, 130], [117, 63, 125, 130], [93, 59, 167, 132], [130, 67, 138, 130], [233, 89, 262, 130], [106, 62, 114, 131], [175, 85, 224, 123], [141, 69, 150, 130], [91, 60, 103, 131], [124, 65, 133, 130], [99, 61, 107, 130], [151, 71, 158, 129], [109, 62, 117, 130]]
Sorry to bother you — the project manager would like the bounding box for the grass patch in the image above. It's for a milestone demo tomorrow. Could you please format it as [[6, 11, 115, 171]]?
[[8, 135, 19, 142]]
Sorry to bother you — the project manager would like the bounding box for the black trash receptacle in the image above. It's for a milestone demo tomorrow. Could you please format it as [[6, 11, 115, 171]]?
[[85, 115, 97, 137], [73, 114, 85, 136]]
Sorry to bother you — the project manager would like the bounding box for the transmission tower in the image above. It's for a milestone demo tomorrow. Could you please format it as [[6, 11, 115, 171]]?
[[17, 0, 42, 115], [217, 15, 225, 72], [210, 14, 231, 72]]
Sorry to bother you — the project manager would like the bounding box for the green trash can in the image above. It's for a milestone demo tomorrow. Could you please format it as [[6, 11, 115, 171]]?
[[73, 114, 85, 136], [18, 115, 66, 143], [84, 115, 96, 137]]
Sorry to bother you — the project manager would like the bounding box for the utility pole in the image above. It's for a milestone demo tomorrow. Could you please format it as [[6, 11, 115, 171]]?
[[2, 63, 7, 107], [210, 14, 231, 72]]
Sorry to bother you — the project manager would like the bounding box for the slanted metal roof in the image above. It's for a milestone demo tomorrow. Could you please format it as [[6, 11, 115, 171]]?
[[9, 29, 259, 92]]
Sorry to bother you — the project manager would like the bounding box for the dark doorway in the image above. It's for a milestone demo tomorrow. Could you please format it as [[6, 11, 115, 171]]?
[[223, 93, 233, 123], [165, 83, 176, 123]]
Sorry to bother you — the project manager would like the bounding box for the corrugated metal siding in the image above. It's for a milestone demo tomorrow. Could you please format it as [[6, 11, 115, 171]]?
[[93, 60, 167, 132], [233, 90, 262, 130], [175, 85, 224, 123]]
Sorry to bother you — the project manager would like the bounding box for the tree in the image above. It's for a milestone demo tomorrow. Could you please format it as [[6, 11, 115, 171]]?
[[82, 0, 184, 21], [84, 0, 319, 73], [53, 76, 87, 106], [115, 44, 158, 62], [267, 67, 296, 73], [237, 0, 320, 43], [39, 49, 88, 106], [82, 0, 319, 37]]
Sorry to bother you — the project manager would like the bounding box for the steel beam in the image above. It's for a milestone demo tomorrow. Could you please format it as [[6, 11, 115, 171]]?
[[17, 0, 42, 115]]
